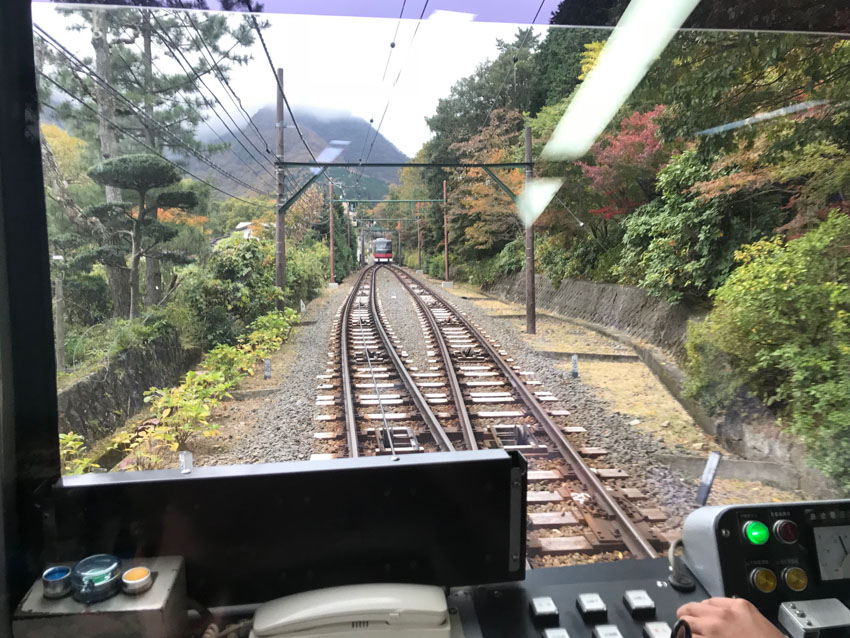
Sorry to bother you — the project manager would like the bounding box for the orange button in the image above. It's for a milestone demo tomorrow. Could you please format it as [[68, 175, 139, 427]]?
[[122, 567, 149, 582]]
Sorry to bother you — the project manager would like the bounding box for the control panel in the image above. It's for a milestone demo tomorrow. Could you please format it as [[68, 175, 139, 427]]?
[[452, 558, 709, 638], [682, 500, 850, 618]]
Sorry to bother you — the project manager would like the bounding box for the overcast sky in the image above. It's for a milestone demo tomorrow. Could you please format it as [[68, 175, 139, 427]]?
[[32, 3, 554, 157]]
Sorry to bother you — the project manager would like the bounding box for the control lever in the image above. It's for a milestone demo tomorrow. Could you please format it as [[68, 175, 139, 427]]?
[[667, 539, 695, 592]]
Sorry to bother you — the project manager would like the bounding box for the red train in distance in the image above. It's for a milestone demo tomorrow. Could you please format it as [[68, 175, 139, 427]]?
[[372, 238, 393, 263]]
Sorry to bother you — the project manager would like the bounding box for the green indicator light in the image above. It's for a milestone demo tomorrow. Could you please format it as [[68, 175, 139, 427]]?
[[745, 521, 769, 545]]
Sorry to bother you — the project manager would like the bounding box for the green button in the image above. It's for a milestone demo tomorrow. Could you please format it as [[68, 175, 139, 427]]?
[[744, 520, 769, 545]]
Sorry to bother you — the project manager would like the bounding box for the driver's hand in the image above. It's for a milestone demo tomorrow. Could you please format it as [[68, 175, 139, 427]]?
[[676, 598, 784, 638]]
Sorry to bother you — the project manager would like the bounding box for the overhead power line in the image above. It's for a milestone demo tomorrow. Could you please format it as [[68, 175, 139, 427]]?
[[39, 71, 271, 210], [250, 15, 319, 164], [382, 0, 407, 82], [149, 13, 276, 178], [178, 10, 273, 155], [35, 24, 273, 197], [355, 0, 430, 198], [116, 36, 277, 192]]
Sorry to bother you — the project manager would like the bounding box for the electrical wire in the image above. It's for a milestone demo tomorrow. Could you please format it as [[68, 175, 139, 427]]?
[[178, 9, 273, 154], [116, 21, 277, 191], [355, 0, 430, 198], [381, 0, 407, 82], [35, 24, 273, 197], [149, 12, 276, 176], [249, 14, 319, 164], [39, 70, 271, 210]]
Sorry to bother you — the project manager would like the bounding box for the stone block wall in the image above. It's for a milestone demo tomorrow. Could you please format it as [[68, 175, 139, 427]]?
[[57, 333, 200, 444]]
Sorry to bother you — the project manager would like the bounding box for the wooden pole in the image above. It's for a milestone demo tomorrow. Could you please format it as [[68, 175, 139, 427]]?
[[524, 126, 536, 334], [275, 68, 286, 309], [443, 180, 449, 281], [417, 202, 422, 271], [329, 178, 335, 283]]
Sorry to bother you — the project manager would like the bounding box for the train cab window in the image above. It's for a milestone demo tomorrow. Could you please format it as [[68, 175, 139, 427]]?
[[2, 0, 850, 636]]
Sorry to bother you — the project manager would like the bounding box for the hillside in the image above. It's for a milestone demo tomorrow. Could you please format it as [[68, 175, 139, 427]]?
[[194, 106, 410, 200]]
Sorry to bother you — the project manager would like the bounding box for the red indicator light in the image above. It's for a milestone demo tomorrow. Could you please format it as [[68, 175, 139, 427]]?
[[774, 519, 799, 544]]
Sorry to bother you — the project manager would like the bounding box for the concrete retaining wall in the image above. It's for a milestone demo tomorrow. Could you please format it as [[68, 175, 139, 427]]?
[[483, 272, 699, 360], [58, 333, 200, 445]]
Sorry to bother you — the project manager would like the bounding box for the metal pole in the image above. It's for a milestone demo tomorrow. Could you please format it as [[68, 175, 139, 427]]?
[[417, 203, 422, 271], [443, 180, 449, 281], [524, 126, 536, 334], [329, 178, 335, 283], [274, 67, 286, 309]]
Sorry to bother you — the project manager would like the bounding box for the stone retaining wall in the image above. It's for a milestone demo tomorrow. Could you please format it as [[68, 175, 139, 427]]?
[[58, 333, 200, 444], [483, 272, 699, 360]]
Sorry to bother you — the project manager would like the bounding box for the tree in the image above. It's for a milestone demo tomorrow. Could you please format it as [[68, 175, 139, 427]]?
[[578, 105, 670, 220], [88, 154, 198, 317], [447, 109, 525, 260], [619, 148, 787, 303], [47, 4, 257, 310]]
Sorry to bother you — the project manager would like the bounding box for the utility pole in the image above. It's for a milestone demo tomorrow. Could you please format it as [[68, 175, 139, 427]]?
[[329, 178, 335, 283], [275, 67, 286, 309], [443, 180, 449, 281], [417, 202, 422, 271], [524, 125, 536, 334]]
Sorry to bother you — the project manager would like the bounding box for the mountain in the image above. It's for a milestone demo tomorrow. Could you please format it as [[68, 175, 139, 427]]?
[[191, 106, 410, 200]]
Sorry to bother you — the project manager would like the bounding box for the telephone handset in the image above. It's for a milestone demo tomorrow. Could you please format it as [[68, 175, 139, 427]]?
[[249, 583, 452, 638]]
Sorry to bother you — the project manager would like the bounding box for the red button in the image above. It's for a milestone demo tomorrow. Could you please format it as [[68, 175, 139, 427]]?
[[774, 519, 799, 544]]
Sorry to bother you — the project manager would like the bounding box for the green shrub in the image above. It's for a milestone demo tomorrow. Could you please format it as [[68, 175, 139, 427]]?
[[240, 308, 298, 359], [59, 431, 99, 474], [620, 149, 785, 303], [685, 212, 850, 488], [286, 240, 330, 304], [425, 253, 444, 278], [177, 234, 282, 346]]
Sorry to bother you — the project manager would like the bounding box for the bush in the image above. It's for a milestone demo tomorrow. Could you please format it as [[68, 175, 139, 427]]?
[[286, 240, 330, 304], [177, 234, 282, 346], [620, 149, 785, 303], [685, 212, 850, 488], [64, 270, 112, 326]]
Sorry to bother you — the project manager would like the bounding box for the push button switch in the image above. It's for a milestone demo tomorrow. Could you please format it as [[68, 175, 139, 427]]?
[[542, 629, 570, 638], [577, 593, 607, 623], [643, 621, 673, 638], [530, 596, 559, 625], [592, 625, 624, 638], [623, 589, 655, 619]]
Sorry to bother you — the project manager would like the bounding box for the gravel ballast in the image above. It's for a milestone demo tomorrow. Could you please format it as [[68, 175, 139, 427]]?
[[198, 277, 356, 466]]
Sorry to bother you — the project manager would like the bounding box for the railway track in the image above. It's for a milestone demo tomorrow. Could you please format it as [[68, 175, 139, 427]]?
[[313, 264, 666, 566]]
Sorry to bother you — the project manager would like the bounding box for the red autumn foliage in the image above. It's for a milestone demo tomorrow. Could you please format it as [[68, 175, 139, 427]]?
[[578, 104, 669, 219]]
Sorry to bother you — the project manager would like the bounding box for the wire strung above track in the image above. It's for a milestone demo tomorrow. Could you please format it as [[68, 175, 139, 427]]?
[[355, 0, 430, 199], [35, 24, 274, 198], [149, 13, 277, 180], [38, 70, 271, 210]]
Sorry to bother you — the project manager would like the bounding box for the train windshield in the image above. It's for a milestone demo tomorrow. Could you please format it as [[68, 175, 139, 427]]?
[[25, 0, 850, 571]]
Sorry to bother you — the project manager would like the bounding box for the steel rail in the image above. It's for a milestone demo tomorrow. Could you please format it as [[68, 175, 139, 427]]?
[[370, 267, 455, 452], [408, 271, 657, 559], [386, 265, 478, 450], [339, 267, 373, 457]]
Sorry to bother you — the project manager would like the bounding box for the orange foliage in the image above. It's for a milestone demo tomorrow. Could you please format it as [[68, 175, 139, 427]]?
[[158, 207, 209, 228]]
